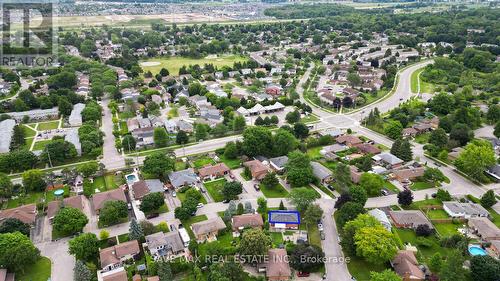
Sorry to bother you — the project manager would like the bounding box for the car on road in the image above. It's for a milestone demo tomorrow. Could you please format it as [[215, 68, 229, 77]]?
[[229, 173, 235, 179], [127, 203, 132, 210], [222, 199, 230, 203], [297, 272, 310, 277], [197, 203, 204, 209], [327, 184, 334, 191], [434, 162, 442, 167], [146, 213, 159, 219], [320, 231, 325, 240], [318, 223, 324, 231], [254, 184, 260, 191], [172, 191, 177, 197], [200, 188, 206, 193]]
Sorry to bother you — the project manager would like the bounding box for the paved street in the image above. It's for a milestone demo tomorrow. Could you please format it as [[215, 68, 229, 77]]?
[[100, 98, 126, 170]]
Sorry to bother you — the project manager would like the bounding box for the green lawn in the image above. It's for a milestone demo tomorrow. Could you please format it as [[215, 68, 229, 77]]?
[[23, 137, 34, 150], [426, 209, 449, 219], [182, 215, 208, 239], [32, 139, 52, 151], [216, 231, 234, 248], [193, 156, 215, 169], [22, 125, 36, 137], [405, 198, 442, 210], [260, 183, 289, 198], [410, 181, 434, 191], [306, 147, 323, 160], [177, 187, 207, 204], [301, 114, 319, 123], [346, 255, 389, 281], [308, 224, 321, 248], [414, 132, 430, 144], [175, 161, 188, 171], [270, 232, 284, 247], [168, 107, 178, 118], [410, 68, 422, 93], [204, 178, 226, 202], [140, 55, 248, 75], [17, 256, 51, 281], [5, 185, 69, 209], [383, 181, 400, 193], [104, 174, 122, 190], [218, 154, 241, 169], [316, 184, 336, 198], [394, 228, 452, 259], [434, 222, 461, 237], [37, 120, 59, 131], [92, 176, 107, 191], [488, 208, 500, 228]]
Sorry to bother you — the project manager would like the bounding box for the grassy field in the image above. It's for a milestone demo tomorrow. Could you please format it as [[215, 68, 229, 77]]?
[[204, 178, 226, 202], [140, 55, 248, 75], [346, 255, 389, 281], [192, 156, 215, 169], [410, 181, 434, 191], [17, 256, 51, 281], [37, 120, 60, 131], [434, 222, 461, 237], [32, 139, 52, 151], [394, 228, 452, 259], [270, 232, 284, 247], [260, 183, 289, 198], [306, 147, 323, 160], [22, 125, 37, 137], [218, 155, 241, 169], [426, 209, 449, 219]]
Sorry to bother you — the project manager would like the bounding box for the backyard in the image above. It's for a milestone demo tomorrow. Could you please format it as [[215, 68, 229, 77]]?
[[139, 54, 248, 75], [192, 156, 215, 169], [218, 154, 241, 169], [204, 178, 226, 202]]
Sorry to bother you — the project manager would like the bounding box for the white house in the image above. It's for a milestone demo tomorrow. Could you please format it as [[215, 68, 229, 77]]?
[[443, 201, 490, 219]]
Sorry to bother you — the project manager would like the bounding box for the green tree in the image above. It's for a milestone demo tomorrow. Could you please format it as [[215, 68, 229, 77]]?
[[157, 260, 173, 281], [341, 214, 381, 255], [359, 173, 384, 196], [129, 219, 144, 242], [0, 218, 30, 236], [494, 122, 500, 138], [287, 187, 319, 213], [285, 151, 314, 187], [354, 226, 398, 264], [336, 202, 365, 228], [261, 172, 279, 189], [142, 152, 175, 180], [303, 204, 323, 227], [77, 162, 99, 178], [68, 233, 99, 262], [58, 97, 73, 116], [384, 120, 403, 139], [176, 130, 189, 145], [333, 163, 352, 192], [397, 190, 414, 206], [122, 135, 136, 152], [486, 105, 500, 124], [349, 185, 368, 206], [223, 141, 238, 159], [428, 252, 443, 273], [222, 181, 243, 201], [436, 188, 452, 202], [450, 123, 473, 146], [194, 124, 208, 141], [140, 192, 165, 214], [242, 127, 273, 157], [429, 128, 449, 148], [480, 190, 497, 209], [440, 250, 467, 281], [0, 173, 13, 198], [285, 110, 300, 124], [289, 243, 325, 272], [238, 229, 271, 262], [74, 260, 92, 281], [455, 140, 495, 181], [0, 232, 40, 273], [470, 255, 500, 281], [232, 115, 246, 132], [10, 125, 25, 150], [22, 169, 46, 192], [293, 123, 309, 139], [53, 207, 89, 235], [153, 127, 169, 148], [370, 270, 402, 281], [99, 201, 128, 226], [257, 197, 267, 214], [272, 129, 298, 157]]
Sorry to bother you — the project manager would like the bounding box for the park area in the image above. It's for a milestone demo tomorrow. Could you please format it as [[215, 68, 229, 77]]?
[[139, 55, 248, 75]]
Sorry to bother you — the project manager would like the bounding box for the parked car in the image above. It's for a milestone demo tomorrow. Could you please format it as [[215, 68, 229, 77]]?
[[297, 272, 310, 277], [320, 231, 325, 240], [127, 203, 132, 210], [380, 189, 389, 196], [327, 184, 334, 191], [434, 162, 442, 167], [222, 199, 230, 204], [172, 191, 177, 197], [254, 184, 260, 191], [229, 173, 235, 179], [197, 203, 204, 209], [146, 213, 159, 219], [200, 188, 206, 193], [318, 223, 324, 231]]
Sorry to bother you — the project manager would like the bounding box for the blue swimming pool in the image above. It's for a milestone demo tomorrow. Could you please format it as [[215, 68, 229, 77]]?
[[468, 246, 487, 256]]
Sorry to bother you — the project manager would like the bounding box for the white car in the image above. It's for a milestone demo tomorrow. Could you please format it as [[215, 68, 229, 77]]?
[[317, 223, 324, 231], [172, 191, 177, 197], [197, 203, 204, 209]]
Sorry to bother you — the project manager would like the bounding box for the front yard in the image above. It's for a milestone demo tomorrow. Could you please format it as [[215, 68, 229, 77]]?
[[17, 256, 51, 281], [259, 183, 289, 198], [204, 178, 226, 202], [410, 181, 434, 191], [193, 156, 215, 169]]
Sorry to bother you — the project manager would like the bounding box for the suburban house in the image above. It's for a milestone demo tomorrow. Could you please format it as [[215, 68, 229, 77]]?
[[268, 210, 300, 232], [269, 156, 288, 173], [350, 166, 363, 184], [46, 195, 84, 221], [368, 208, 392, 231], [391, 250, 425, 281], [264, 248, 291, 281], [372, 152, 404, 169], [168, 168, 198, 190], [92, 189, 127, 214], [486, 164, 500, 182], [468, 217, 500, 241], [311, 162, 333, 184], [389, 210, 434, 230], [392, 167, 425, 183], [191, 217, 226, 243], [100, 240, 140, 272], [243, 160, 268, 180], [0, 268, 14, 281], [145, 231, 185, 261], [320, 144, 348, 156], [102, 269, 128, 281], [318, 128, 344, 138], [442, 201, 489, 219], [0, 204, 37, 225], [131, 127, 155, 147], [355, 143, 381, 155], [231, 213, 264, 234], [197, 163, 230, 181], [335, 135, 362, 147], [131, 179, 165, 201], [0, 119, 15, 153], [402, 127, 418, 138]]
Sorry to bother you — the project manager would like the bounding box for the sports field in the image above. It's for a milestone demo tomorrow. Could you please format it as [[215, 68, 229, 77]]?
[[139, 55, 248, 75]]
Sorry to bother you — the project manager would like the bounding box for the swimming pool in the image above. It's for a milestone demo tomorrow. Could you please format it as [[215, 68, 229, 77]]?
[[468, 245, 487, 256], [125, 173, 139, 186]]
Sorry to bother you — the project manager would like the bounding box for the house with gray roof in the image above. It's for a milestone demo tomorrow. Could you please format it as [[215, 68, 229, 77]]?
[[389, 210, 433, 230], [269, 156, 288, 173], [145, 231, 185, 261], [318, 128, 344, 138], [65, 128, 82, 156], [268, 210, 300, 231], [8, 107, 59, 122], [177, 120, 193, 133], [443, 201, 490, 219], [168, 168, 198, 190], [368, 208, 392, 231], [372, 152, 404, 169], [68, 103, 85, 127], [0, 119, 15, 153], [311, 162, 333, 184]]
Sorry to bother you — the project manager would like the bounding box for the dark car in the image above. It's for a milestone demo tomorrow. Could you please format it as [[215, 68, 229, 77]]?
[[254, 184, 260, 191], [297, 272, 310, 277], [146, 213, 159, 219]]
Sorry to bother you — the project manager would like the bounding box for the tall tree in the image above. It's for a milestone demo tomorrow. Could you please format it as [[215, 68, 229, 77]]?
[[349, 186, 368, 206], [0, 232, 40, 272], [439, 250, 467, 281], [139, 192, 165, 214], [470, 255, 500, 281], [272, 129, 298, 157], [74, 260, 92, 281], [22, 169, 46, 192], [285, 151, 314, 187], [303, 204, 323, 227], [176, 130, 189, 145], [10, 125, 25, 150], [0, 218, 30, 236], [287, 187, 319, 213], [354, 226, 399, 264], [68, 233, 99, 262], [157, 260, 173, 281], [142, 152, 175, 179], [333, 163, 351, 192], [359, 173, 384, 196], [370, 270, 402, 281], [53, 207, 89, 235], [238, 229, 271, 262], [129, 219, 144, 241], [397, 190, 414, 206], [153, 127, 169, 148], [455, 140, 495, 181], [336, 202, 365, 228], [341, 214, 381, 255], [480, 190, 497, 209]]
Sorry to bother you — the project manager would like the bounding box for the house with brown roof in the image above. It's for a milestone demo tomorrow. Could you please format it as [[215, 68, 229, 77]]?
[[336, 135, 362, 147], [265, 249, 291, 281], [191, 217, 226, 243], [243, 160, 268, 180], [468, 217, 500, 241], [402, 127, 418, 138], [198, 163, 230, 181], [100, 240, 140, 272], [102, 269, 128, 281], [391, 250, 425, 281], [355, 143, 381, 155], [47, 195, 85, 221], [392, 167, 425, 183], [92, 189, 127, 214], [131, 179, 164, 201], [0, 204, 37, 225], [0, 269, 14, 281], [389, 210, 434, 230], [231, 213, 264, 234]]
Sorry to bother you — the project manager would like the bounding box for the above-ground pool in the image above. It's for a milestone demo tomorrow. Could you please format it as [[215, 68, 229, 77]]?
[[468, 245, 488, 256]]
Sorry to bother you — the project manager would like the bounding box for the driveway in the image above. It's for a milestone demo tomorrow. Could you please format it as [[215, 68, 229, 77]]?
[[36, 238, 74, 281], [100, 99, 125, 171], [232, 168, 264, 199]]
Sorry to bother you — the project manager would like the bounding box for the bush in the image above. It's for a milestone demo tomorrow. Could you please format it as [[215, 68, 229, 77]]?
[[415, 224, 434, 237], [416, 237, 433, 248]]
